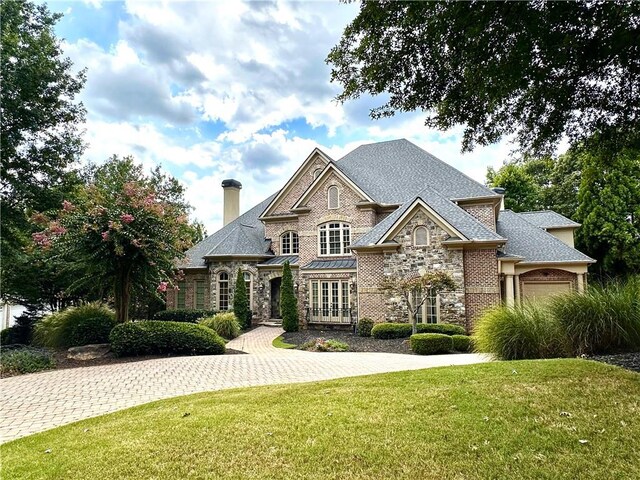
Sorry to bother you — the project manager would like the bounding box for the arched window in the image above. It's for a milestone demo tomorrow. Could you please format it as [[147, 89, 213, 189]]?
[[414, 226, 429, 246], [313, 168, 323, 179], [243, 271, 253, 309], [328, 186, 339, 209], [218, 272, 229, 311], [318, 222, 351, 255], [280, 231, 299, 254]]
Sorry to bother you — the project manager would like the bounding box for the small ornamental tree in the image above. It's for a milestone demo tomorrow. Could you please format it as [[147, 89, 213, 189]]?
[[381, 271, 457, 335], [31, 156, 196, 323], [233, 268, 250, 329], [280, 261, 298, 332]]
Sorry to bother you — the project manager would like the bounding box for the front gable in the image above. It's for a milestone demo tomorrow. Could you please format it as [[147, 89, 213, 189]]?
[[292, 163, 374, 209], [261, 148, 332, 217]]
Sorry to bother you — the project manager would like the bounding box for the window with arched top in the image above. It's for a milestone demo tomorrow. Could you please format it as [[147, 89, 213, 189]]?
[[313, 168, 323, 179], [318, 222, 351, 255], [414, 226, 430, 246], [243, 271, 253, 310], [218, 272, 229, 311], [280, 231, 299, 254], [328, 186, 339, 209]]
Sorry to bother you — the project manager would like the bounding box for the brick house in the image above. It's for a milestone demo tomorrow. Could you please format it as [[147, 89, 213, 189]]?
[[167, 139, 594, 330]]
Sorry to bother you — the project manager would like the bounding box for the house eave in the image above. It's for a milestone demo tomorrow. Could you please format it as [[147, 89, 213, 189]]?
[[350, 242, 400, 252]]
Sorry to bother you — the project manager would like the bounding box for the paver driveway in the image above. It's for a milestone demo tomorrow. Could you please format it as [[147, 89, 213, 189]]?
[[0, 327, 489, 443]]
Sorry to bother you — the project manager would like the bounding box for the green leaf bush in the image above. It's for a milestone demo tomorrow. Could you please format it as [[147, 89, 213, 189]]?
[[473, 303, 571, 360], [410, 333, 453, 355], [357, 317, 374, 337], [33, 303, 116, 349], [371, 322, 466, 339], [281, 261, 298, 332], [452, 335, 472, 352], [300, 338, 349, 352], [109, 321, 225, 357], [153, 309, 217, 323], [0, 347, 56, 375], [233, 268, 251, 329], [199, 312, 241, 340]]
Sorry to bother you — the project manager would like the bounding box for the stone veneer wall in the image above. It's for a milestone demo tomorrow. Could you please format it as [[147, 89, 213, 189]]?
[[207, 260, 261, 319], [382, 211, 466, 327], [463, 249, 500, 327], [460, 204, 495, 230]]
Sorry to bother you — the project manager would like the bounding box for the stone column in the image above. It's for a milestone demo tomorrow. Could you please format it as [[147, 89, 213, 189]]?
[[514, 274, 521, 304], [505, 274, 515, 307], [577, 273, 585, 293]]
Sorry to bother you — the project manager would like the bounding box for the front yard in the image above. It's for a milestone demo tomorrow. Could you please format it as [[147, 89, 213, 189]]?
[[2, 359, 639, 479]]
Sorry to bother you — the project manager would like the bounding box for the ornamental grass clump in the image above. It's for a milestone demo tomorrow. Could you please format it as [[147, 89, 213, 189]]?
[[199, 312, 241, 340], [473, 303, 571, 360], [550, 277, 640, 355]]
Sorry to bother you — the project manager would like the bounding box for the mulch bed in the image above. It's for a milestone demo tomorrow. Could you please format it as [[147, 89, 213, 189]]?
[[589, 352, 640, 373], [282, 329, 413, 354]]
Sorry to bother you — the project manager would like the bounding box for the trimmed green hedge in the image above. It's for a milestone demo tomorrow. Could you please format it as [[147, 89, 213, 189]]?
[[357, 318, 374, 337], [153, 309, 217, 323], [109, 321, 225, 357], [410, 333, 453, 355], [371, 322, 466, 339], [452, 335, 472, 352]]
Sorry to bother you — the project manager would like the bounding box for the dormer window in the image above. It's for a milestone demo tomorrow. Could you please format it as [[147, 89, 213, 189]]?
[[328, 186, 339, 209], [281, 231, 299, 254], [414, 226, 430, 246], [319, 222, 350, 256]]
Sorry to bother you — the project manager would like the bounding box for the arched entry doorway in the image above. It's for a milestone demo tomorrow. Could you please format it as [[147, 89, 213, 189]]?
[[270, 277, 282, 319]]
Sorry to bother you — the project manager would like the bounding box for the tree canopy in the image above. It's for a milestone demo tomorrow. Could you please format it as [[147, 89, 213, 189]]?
[[328, 1, 640, 155]]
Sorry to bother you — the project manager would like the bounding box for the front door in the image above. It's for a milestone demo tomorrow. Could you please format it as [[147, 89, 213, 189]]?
[[270, 277, 282, 319]]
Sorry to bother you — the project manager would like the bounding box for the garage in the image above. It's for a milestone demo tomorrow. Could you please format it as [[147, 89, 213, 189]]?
[[522, 281, 572, 300]]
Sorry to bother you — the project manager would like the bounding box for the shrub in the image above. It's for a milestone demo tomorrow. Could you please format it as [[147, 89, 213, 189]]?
[[550, 278, 640, 355], [109, 321, 225, 357], [300, 338, 349, 352], [33, 303, 116, 349], [0, 307, 42, 345], [1, 328, 13, 345], [371, 323, 412, 339], [410, 333, 453, 355], [281, 261, 298, 332], [474, 303, 571, 360], [416, 323, 466, 336], [153, 309, 217, 323], [452, 335, 472, 352], [371, 322, 465, 339], [233, 268, 251, 329], [200, 312, 241, 340], [0, 347, 55, 375], [357, 317, 374, 337]]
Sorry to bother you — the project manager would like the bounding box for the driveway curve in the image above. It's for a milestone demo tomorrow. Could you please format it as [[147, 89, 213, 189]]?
[[0, 327, 488, 443]]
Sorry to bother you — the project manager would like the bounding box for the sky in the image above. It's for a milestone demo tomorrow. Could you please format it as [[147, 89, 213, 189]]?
[[48, 0, 516, 234]]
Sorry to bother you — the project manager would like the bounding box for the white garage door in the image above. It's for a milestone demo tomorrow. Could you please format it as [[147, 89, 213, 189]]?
[[522, 282, 572, 300]]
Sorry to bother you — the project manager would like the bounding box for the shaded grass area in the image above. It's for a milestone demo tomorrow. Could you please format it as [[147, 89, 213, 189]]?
[[2, 359, 639, 479], [272, 336, 296, 349]]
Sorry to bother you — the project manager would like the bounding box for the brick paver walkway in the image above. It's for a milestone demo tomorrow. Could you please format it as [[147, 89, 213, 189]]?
[[0, 327, 489, 443]]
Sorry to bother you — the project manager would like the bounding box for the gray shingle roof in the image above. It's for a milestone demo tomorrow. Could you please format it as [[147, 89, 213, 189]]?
[[518, 210, 580, 229], [497, 210, 594, 263], [336, 139, 498, 203], [351, 186, 504, 247], [179, 194, 276, 268], [258, 256, 299, 266], [302, 258, 357, 269]]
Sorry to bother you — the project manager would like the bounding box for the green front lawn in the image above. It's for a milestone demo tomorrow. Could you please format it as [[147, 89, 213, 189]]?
[[3, 359, 639, 479]]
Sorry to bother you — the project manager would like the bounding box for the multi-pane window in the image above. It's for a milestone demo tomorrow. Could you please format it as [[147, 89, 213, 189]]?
[[414, 226, 429, 246], [309, 280, 351, 324], [318, 222, 351, 256], [218, 272, 229, 311], [281, 231, 299, 254], [328, 186, 339, 209], [413, 288, 438, 324], [177, 281, 186, 309], [243, 271, 252, 309], [195, 281, 205, 309]]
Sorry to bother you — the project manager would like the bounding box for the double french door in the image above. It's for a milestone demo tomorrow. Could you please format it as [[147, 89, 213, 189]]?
[[309, 280, 351, 324]]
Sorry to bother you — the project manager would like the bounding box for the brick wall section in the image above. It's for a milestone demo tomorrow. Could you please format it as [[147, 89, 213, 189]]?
[[518, 268, 577, 299], [355, 253, 386, 322], [271, 157, 327, 215], [463, 249, 500, 328], [382, 210, 466, 327], [264, 220, 299, 256], [167, 270, 210, 310], [460, 204, 495, 231]]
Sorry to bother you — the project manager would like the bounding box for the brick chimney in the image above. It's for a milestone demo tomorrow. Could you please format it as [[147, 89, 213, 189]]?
[[222, 179, 242, 226]]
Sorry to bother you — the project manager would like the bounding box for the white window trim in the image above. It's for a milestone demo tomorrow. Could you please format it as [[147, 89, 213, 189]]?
[[280, 231, 299, 255], [217, 271, 230, 311], [413, 226, 430, 247], [317, 222, 351, 257], [327, 185, 340, 210], [414, 290, 440, 324], [243, 271, 253, 310]]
